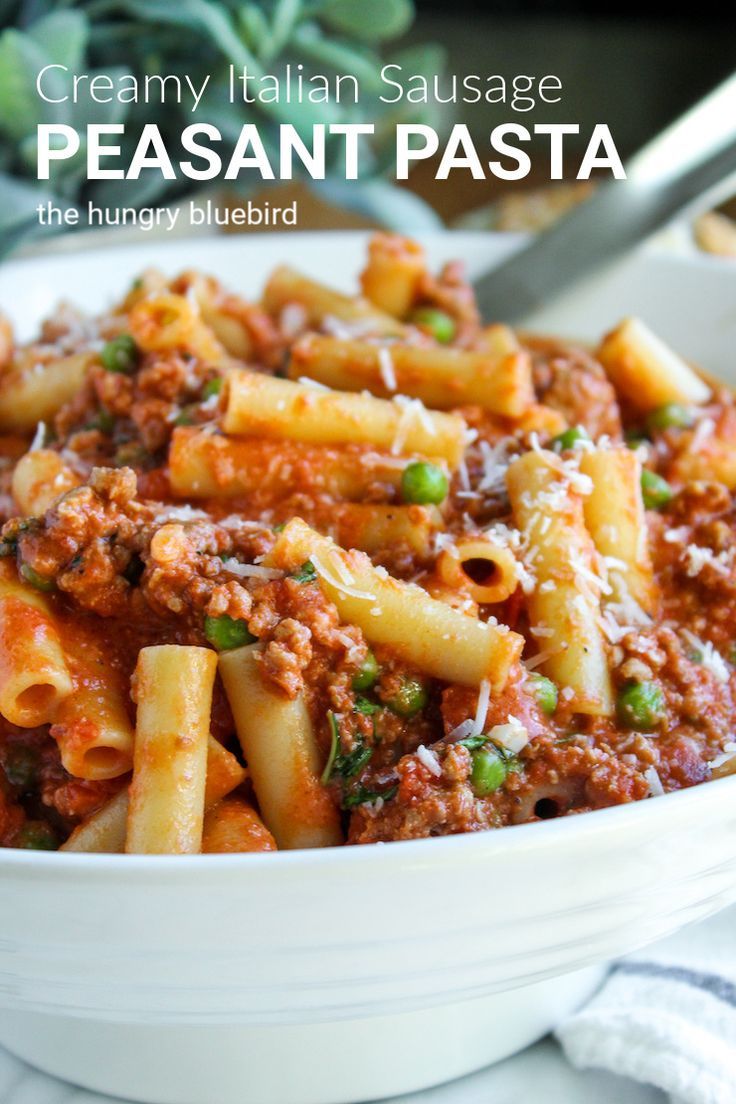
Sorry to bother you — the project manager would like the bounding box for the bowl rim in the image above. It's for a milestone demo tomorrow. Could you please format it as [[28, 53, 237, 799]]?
[[2, 772, 734, 873], [2, 228, 735, 875]]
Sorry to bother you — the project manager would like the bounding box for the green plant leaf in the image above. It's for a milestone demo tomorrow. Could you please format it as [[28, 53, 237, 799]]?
[[0, 170, 80, 244], [290, 24, 384, 91], [238, 4, 273, 56], [319, 0, 414, 43], [27, 10, 88, 70], [0, 29, 68, 139], [109, 0, 259, 71]]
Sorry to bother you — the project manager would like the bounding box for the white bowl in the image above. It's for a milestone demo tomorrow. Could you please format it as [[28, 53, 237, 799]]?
[[1, 232, 736, 1104]]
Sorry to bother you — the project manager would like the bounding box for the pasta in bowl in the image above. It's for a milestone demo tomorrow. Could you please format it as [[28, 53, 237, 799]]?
[[1, 231, 736, 1104], [0, 233, 734, 855]]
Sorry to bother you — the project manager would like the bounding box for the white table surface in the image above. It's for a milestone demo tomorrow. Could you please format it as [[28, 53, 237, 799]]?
[[0, 1036, 665, 1104]]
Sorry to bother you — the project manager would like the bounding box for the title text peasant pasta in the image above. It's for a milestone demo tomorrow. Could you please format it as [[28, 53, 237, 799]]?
[[0, 236, 735, 853]]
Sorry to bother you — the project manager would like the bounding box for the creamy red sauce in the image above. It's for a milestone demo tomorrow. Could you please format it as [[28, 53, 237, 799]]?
[[0, 244, 735, 851]]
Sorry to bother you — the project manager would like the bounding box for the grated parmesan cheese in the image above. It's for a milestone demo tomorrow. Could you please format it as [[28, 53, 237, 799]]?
[[377, 347, 397, 392], [297, 376, 331, 392], [682, 544, 732, 578], [309, 552, 376, 601], [222, 560, 283, 580], [416, 744, 442, 777], [644, 766, 665, 797], [680, 629, 730, 683], [489, 715, 529, 754], [29, 422, 46, 452], [471, 678, 491, 736]]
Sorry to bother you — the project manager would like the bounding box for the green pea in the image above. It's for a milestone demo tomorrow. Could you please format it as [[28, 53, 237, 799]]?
[[551, 426, 590, 452], [353, 651, 379, 691], [20, 563, 55, 592], [529, 672, 558, 716], [4, 745, 37, 789], [386, 676, 428, 717], [641, 469, 673, 509], [204, 614, 256, 652], [100, 334, 139, 374], [409, 307, 456, 344], [400, 461, 449, 505], [202, 377, 223, 400], [646, 403, 694, 432], [470, 747, 508, 796], [616, 681, 665, 731], [16, 821, 57, 850]]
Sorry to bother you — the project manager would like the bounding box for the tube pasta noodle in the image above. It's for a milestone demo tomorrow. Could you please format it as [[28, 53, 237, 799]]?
[[128, 293, 225, 363], [360, 234, 426, 317], [0, 561, 72, 727], [202, 796, 277, 853], [288, 334, 534, 417], [507, 451, 614, 716], [62, 736, 246, 853], [12, 449, 81, 516], [0, 352, 94, 431], [5, 235, 736, 852], [265, 518, 523, 690], [223, 371, 467, 467], [262, 265, 405, 336], [174, 273, 254, 360], [219, 643, 343, 850], [597, 317, 711, 411], [437, 537, 520, 604], [580, 447, 656, 614], [126, 645, 217, 855], [169, 428, 409, 501], [328, 502, 441, 557]]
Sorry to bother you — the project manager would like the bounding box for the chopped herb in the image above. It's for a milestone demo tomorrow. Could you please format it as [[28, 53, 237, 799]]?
[[291, 560, 317, 584], [20, 563, 55, 592], [354, 696, 379, 716], [321, 711, 373, 783], [320, 710, 341, 784], [100, 334, 139, 374], [175, 405, 198, 427], [334, 743, 373, 779], [131, 277, 143, 291], [114, 442, 149, 468], [457, 733, 488, 751], [85, 408, 115, 434], [342, 783, 398, 810], [202, 377, 223, 400], [204, 614, 256, 651], [16, 821, 57, 850], [4, 745, 37, 789], [0, 539, 16, 558]]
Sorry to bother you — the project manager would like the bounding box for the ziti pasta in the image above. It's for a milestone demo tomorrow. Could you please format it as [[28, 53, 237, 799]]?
[[0, 234, 734, 853]]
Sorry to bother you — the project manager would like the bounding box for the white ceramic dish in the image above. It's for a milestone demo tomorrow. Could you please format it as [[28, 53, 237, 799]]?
[[1, 231, 736, 1104]]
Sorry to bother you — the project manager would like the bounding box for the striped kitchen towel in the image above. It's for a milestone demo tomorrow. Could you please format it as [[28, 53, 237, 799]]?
[[557, 906, 736, 1104]]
